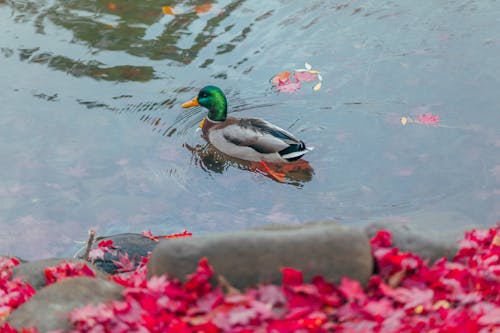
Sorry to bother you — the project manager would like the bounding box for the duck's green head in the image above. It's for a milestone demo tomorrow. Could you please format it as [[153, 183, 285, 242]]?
[[181, 85, 227, 122]]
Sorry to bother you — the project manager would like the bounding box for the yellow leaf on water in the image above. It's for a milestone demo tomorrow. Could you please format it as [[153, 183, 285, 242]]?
[[401, 116, 408, 126], [312, 81, 322, 91], [162, 5, 175, 15]]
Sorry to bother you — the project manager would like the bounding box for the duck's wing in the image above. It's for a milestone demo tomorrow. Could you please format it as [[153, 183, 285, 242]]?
[[220, 118, 299, 154]]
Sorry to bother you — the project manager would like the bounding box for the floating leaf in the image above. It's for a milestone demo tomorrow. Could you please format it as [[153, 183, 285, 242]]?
[[107, 2, 117, 10], [142, 229, 193, 241], [271, 71, 291, 85], [401, 116, 408, 126], [416, 113, 440, 125], [312, 81, 322, 91], [272, 62, 323, 94], [294, 71, 318, 82], [276, 80, 301, 94], [194, 3, 212, 14], [162, 5, 175, 15]]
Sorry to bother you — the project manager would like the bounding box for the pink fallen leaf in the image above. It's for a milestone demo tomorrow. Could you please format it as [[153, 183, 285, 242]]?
[[275, 80, 301, 94], [416, 113, 440, 125], [112, 253, 136, 273], [88, 248, 106, 261], [89, 239, 119, 262], [338, 277, 366, 302], [478, 307, 500, 325], [294, 71, 318, 82]]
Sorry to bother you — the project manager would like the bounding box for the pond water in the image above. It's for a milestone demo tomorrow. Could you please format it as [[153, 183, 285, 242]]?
[[0, 0, 499, 259]]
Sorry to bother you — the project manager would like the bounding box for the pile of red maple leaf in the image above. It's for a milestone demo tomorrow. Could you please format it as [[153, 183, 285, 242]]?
[[2, 226, 500, 332]]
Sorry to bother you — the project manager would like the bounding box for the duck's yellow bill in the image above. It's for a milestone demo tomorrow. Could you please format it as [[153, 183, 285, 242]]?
[[181, 97, 199, 108]]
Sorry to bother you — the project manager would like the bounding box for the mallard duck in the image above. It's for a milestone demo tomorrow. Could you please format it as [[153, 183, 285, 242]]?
[[181, 86, 313, 181]]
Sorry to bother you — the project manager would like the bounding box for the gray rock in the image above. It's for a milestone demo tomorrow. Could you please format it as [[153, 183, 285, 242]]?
[[7, 277, 123, 332], [75, 233, 159, 274], [148, 222, 373, 288], [364, 211, 479, 262], [12, 258, 108, 290]]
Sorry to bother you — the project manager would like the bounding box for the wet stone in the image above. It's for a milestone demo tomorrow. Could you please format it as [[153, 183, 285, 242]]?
[[365, 222, 460, 262], [12, 258, 108, 290], [7, 277, 123, 333], [75, 233, 159, 274], [148, 222, 373, 289]]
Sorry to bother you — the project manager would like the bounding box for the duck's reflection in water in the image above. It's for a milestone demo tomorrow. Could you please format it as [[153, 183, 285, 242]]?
[[184, 143, 314, 186]]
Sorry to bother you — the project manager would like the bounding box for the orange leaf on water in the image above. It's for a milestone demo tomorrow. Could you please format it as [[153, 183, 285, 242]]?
[[107, 2, 117, 10], [194, 3, 212, 14], [271, 71, 291, 85], [162, 5, 176, 15]]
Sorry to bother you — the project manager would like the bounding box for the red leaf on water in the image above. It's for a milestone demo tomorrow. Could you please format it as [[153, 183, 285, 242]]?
[[164, 229, 193, 239], [416, 113, 440, 125], [142, 229, 193, 241], [275, 80, 301, 94]]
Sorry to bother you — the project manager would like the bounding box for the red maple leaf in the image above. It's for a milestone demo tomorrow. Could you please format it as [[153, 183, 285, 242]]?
[[112, 253, 136, 273], [142, 229, 193, 241], [44, 261, 95, 285], [281, 267, 303, 287]]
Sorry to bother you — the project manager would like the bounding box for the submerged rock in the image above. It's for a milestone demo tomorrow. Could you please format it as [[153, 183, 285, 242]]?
[[148, 222, 373, 288], [75, 233, 158, 274]]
